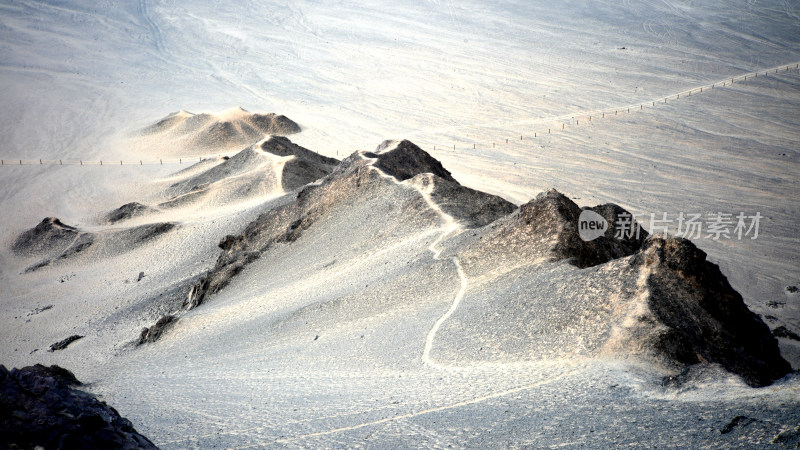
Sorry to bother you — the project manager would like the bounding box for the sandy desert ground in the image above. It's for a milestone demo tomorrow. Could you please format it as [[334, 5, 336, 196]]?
[[2, 0, 800, 447]]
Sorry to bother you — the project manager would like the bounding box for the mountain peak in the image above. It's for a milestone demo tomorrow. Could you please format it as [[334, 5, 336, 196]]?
[[365, 139, 456, 183]]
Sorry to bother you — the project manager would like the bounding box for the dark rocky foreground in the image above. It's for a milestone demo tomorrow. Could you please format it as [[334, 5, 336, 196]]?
[[0, 364, 157, 449]]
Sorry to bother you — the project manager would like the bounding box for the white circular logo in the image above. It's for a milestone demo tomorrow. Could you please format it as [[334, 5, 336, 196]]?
[[578, 210, 608, 241]]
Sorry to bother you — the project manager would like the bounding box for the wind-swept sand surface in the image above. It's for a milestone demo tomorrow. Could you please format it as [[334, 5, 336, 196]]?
[[1, 0, 799, 447]]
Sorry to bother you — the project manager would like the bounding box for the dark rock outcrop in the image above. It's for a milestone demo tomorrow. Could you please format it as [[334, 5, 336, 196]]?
[[631, 235, 792, 387], [137, 315, 178, 345], [48, 335, 84, 352], [258, 136, 339, 191], [0, 364, 157, 449], [457, 189, 648, 270], [365, 140, 457, 183], [772, 326, 800, 341]]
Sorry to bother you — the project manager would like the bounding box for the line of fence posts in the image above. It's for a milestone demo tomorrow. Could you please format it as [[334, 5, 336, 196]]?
[[3, 64, 798, 168]]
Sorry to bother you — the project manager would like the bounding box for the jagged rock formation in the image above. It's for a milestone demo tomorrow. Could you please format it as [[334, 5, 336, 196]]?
[[451, 189, 648, 274], [366, 139, 457, 183], [0, 364, 157, 449], [137, 315, 178, 345], [48, 334, 84, 352], [141, 107, 300, 149], [259, 136, 339, 191], [630, 235, 792, 386]]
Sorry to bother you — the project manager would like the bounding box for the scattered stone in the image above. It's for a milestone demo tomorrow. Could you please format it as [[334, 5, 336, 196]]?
[[48, 335, 84, 352], [720, 415, 755, 434], [772, 326, 800, 341], [27, 305, 53, 316], [24, 259, 51, 273], [0, 364, 157, 449], [787, 285, 799, 293], [773, 425, 800, 446], [137, 271, 145, 282], [767, 301, 786, 308], [137, 315, 178, 345]]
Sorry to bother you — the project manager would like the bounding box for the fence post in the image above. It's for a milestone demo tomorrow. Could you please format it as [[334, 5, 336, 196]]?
[[505, 138, 508, 143], [60, 160, 62, 165], [80, 160, 82, 166], [39, 159, 42, 164], [160, 159, 162, 165], [100, 160, 103, 165], [1, 160, 3, 165], [180, 158, 182, 164], [120, 160, 122, 165], [20, 160, 22, 165]]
